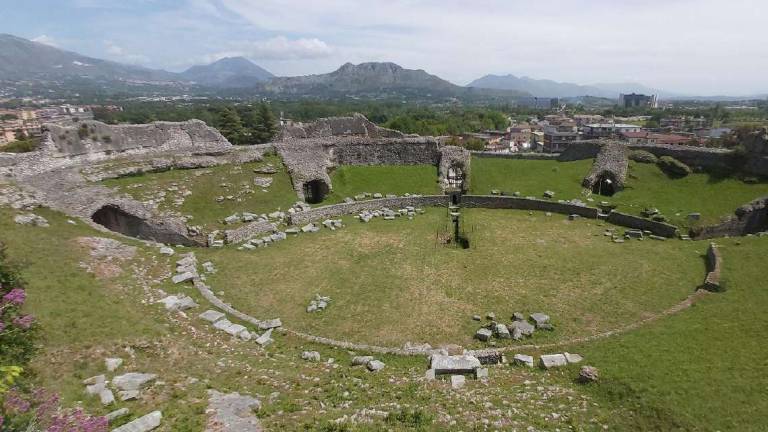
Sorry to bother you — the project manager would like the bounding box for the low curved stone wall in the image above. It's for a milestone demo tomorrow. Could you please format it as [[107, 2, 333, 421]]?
[[224, 220, 277, 245], [287, 196, 450, 226], [702, 242, 723, 292], [606, 211, 678, 238], [471, 152, 560, 161], [460, 195, 600, 218]]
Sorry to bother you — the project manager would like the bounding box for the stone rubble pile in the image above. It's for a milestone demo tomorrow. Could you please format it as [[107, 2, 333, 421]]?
[[474, 312, 553, 342], [0, 186, 39, 210], [356, 206, 425, 223], [425, 354, 488, 390], [13, 213, 49, 227], [306, 294, 331, 313], [351, 355, 386, 372], [198, 309, 276, 346]]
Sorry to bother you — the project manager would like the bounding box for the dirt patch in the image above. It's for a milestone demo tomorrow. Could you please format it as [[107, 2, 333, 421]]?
[[75, 236, 137, 279]]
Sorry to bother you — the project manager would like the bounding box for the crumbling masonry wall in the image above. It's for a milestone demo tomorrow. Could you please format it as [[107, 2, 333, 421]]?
[[692, 195, 768, 239]]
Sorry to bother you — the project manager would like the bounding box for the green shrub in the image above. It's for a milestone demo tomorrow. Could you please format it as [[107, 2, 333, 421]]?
[[0, 139, 39, 153], [385, 408, 434, 429], [77, 124, 89, 139], [629, 150, 658, 164], [657, 156, 691, 177]]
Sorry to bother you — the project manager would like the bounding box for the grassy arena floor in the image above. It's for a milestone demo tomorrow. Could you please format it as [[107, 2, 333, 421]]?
[[470, 156, 768, 228], [323, 164, 441, 203], [199, 208, 704, 348]]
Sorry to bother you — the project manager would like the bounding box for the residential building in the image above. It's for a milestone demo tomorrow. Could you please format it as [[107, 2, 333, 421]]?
[[543, 123, 579, 153], [582, 123, 642, 139]]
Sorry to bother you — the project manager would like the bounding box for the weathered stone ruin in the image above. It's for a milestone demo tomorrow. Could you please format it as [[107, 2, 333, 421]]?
[[274, 114, 470, 201], [0, 119, 262, 245], [692, 195, 768, 239], [582, 141, 628, 196]]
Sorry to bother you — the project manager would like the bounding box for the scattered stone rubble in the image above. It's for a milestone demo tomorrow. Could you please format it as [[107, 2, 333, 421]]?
[[351, 355, 386, 372], [356, 205, 425, 223], [474, 311, 553, 342], [112, 410, 162, 432], [306, 294, 331, 313], [13, 212, 49, 227]]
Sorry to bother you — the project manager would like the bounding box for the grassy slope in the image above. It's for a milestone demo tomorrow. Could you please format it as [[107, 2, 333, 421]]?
[[470, 156, 768, 228], [102, 155, 297, 230], [577, 235, 768, 430], [469, 157, 592, 198], [610, 161, 768, 227], [323, 164, 441, 203], [0, 206, 617, 431], [200, 208, 702, 347]]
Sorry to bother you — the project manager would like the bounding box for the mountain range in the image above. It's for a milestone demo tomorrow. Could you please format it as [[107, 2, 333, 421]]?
[[4, 33, 759, 101], [467, 74, 671, 99]]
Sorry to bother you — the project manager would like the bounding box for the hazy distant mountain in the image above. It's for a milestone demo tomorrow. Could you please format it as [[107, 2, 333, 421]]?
[[0, 33, 177, 83], [264, 62, 530, 99], [0, 34, 530, 100], [468, 74, 672, 98], [181, 57, 274, 87]]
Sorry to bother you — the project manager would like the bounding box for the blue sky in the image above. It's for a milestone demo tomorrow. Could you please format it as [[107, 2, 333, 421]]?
[[2, 0, 766, 95]]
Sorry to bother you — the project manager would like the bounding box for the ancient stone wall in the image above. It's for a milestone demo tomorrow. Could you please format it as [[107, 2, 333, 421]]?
[[461, 195, 600, 218], [605, 211, 679, 237], [90, 201, 204, 246], [702, 243, 723, 292], [45, 120, 231, 158], [331, 137, 441, 166], [692, 195, 768, 239], [471, 152, 560, 161], [557, 141, 603, 161], [224, 220, 277, 245], [582, 142, 629, 193], [279, 113, 406, 140], [287, 196, 449, 225]]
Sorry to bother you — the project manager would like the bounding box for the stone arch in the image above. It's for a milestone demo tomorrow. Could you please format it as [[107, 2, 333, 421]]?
[[91, 204, 200, 246], [302, 179, 329, 204], [592, 171, 618, 196]]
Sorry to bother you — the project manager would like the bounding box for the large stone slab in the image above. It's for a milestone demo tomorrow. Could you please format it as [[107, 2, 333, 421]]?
[[206, 390, 262, 432], [112, 410, 162, 432], [112, 373, 157, 392], [539, 354, 568, 369], [430, 354, 481, 375]]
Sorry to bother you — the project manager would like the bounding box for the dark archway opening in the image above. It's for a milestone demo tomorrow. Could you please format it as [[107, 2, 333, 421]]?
[[303, 179, 329, 204], [92, 205, 146, 238], [593, 174, 617, 196], [91, 204, 199, 246]]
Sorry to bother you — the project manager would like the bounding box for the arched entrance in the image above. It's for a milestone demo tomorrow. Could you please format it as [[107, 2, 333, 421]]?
[[303, 179, 329, 204]]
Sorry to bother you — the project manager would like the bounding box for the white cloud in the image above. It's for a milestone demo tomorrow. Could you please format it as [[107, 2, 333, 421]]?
[[196, 36, 333, 65], [103, 40, 150, 65], [31, 35, 58, 47]]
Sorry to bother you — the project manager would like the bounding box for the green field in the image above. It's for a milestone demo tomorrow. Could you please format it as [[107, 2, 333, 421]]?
[[4, 155, 768, 430], [199, 208, 703, 348], [470, 156, 768, 228], [324, 164, 441, 203]]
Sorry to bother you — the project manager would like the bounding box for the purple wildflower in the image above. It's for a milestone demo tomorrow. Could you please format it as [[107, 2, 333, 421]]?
[[3, 389, 31, 414], [2, 288, 26, 306], [12, 314, 34, 329]]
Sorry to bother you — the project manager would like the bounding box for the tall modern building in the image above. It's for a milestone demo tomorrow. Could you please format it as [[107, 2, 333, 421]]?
[[618, 93, 658, 108]]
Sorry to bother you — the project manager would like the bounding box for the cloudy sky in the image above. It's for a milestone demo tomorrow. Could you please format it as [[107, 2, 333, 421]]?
[[3, 0, 767, 95]]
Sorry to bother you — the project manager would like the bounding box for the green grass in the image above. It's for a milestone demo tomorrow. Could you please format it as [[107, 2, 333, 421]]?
[[469, 156, 593, 198], [323, 164, 441, 203], [0, 207, 165, 347], [102, 155, 298, 230], [199, 208, 703, 348], [576, 235, 768, 430], [470, 156, 768, 229], [609, 161, 768, 227]]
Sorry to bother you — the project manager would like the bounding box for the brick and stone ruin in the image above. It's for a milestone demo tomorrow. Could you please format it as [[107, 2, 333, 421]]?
[[2, 113, 766, 247]]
